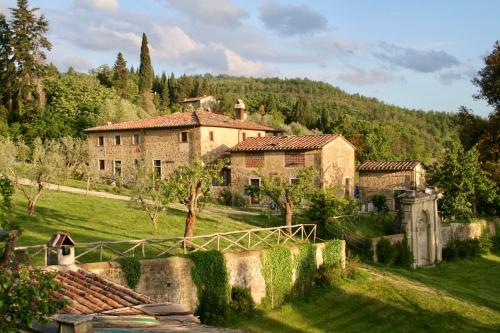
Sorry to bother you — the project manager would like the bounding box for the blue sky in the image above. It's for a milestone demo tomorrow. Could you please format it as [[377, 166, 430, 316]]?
[[1, 0, 499, 116]]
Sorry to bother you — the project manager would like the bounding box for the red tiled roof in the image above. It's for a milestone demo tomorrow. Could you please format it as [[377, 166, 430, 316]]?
[[358, 160, 421, 172], [48, 232, 76, 248], [84, 111, 280, 133], [53, 269, 154, 315], [228, 134, 343, 152]]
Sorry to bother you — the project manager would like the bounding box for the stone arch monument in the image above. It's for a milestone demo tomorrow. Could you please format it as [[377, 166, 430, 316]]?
[[400, 192, 442, 267]]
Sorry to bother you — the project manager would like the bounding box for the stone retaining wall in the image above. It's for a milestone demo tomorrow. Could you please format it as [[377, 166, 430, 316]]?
[[441, 220, 498, 247], [79, 242, 341, 311]]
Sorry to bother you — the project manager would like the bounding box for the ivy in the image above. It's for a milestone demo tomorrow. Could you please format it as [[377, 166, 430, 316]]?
[[261, 247, 293, 309], [293, 243, 317, 297], [189, 251, 230, 326], [117, 257, 141, 289], [323, 240, 344, 267]]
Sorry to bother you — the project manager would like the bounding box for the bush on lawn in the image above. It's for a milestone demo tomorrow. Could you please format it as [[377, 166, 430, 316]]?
[[230, 286, 255, 315], [443, 239, 481, 261], [376, 236, 413, 268], [217, 188, 248, 208]]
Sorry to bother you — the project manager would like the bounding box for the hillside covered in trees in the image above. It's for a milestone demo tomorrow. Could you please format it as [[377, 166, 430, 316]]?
[[0, 0, 457, 163]]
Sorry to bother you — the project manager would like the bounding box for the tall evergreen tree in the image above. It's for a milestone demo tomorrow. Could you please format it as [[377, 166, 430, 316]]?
[[0, 14, 14, 111], [8, 0, 51, 115], [160, 71, 169, 107], [294, 96, 314, 128], [138, 33, 153, 95], [168, 72, 177, 104], [112, 52, 128, 99]]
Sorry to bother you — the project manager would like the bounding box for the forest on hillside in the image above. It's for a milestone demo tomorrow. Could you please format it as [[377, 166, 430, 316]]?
[[0, 0, 460, 163]]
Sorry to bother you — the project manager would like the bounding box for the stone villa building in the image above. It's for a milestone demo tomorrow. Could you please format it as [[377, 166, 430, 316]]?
[[180, 95, 217, 112], [84, 104, 280, 181], [358, 160, 426, 211], [228, 134, 356, 203]]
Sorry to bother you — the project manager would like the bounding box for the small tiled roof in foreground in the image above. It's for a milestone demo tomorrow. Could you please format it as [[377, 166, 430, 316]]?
[[84, 111, 280, 133], [228, 134, 347, 152], [358, 160, 421, 172], [53, 269, 154, 315]]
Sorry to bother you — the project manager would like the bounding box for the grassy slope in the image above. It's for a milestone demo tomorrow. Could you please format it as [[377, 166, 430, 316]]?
[[232, 254, 500, 333], [13, 190, 278, 247]]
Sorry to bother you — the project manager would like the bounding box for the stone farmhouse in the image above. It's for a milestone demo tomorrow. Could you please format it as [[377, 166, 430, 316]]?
[[84, 103, 281, 182], [180, 95, 217, 112], [228, 134, 356, 203], [358, 160, 426, 211]]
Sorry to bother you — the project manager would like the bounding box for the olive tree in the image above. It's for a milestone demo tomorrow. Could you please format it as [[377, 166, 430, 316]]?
[[0, 137, 65, 216], [257, 166, 317, 233], [164, 158, 225, 243]]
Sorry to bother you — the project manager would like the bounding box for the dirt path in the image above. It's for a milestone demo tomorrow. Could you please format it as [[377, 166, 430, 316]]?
[[16, 178, 260, 217]]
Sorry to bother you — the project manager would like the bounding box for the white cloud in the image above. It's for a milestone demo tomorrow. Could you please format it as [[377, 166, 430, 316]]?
[[224, 49, 271, 77], [337, 68, 396, 85], [74, 0, 119, 12], [162, 0, 247, 27]]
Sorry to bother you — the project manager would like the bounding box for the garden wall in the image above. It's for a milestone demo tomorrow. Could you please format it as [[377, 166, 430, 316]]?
[[78, 241, 343, 311], [441, 220, 498, 248]]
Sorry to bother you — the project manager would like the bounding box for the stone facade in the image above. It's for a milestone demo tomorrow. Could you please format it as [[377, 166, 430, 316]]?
[[359, 163, 426, 211], [230, 137, 356, 204], [87, 125, 267, 181], [79, 242, 340, 311]]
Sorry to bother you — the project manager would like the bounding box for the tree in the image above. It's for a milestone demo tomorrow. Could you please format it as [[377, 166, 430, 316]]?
[[294, 96, 315, 128], [0, 175, 16, 266], [138, 33, 153, 95], [7, 0, 52, 116], [428, 141, 498, 222], [130, 159, 170, 233], [168, 72, 177, 104], [164, 158, 225, 243], [257, 167, 317, 233], [112, 52, 128, 99], [0, 14, 14, 112], [160, 71, 170, 109], [0, 137, 65, 216], [473, 41, 500, 111]]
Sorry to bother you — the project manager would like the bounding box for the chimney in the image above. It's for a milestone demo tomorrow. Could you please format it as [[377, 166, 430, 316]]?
[[47, 232, 76, 266], [235, 99, 247, 121]]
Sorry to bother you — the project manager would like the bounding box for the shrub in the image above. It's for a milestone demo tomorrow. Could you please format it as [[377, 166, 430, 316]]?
[[117, 257, 141, 289], [492, 234, 500, 253], [189, 251, 230, 325], [323, 240, 344, 267], [261, 247, 293, 309], [443, 239, 481, 261], [479, 234, 493, 254], [293, 243, 316, 297], [376, 237, 397, 265], [344, 255, 365, 280], [371, 194, 388, 212], [315, 264, 343, 287], [230, 287, 255, 314], [394, 236, 413, 268], [217, 188, 248, 208]]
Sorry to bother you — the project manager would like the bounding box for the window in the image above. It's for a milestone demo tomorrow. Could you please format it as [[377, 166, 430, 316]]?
[[290, 177, 299, 185], [98, 136, 104, 146], [248, 178, 261, 204], [242, 132, 247, 141], [99, 160, 105, 170], [133, 134, 140, 145], [257, 133, 262, 137], [113, 160, 122, 176], [180, 131, 188, 143], [285, 152, 305, 167], [209, 131, 214, 141], [212, 168, 231, 186], [245, 153, 264, 168], [153, 159, 162, 177], [115, 135, 121, 145]]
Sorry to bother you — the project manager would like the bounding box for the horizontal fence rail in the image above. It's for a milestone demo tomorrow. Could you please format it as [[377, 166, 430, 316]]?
[[15, 224, 317, 265]]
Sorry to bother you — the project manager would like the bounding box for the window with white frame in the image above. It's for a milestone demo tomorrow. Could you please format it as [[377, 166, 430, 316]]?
[[113, 160, 122, 176], [153, 160, 162, 177], [98, 136, 104, 146], [180, 131, 189, 143], [114, 135, 121, 145], [133, 134, 140, 145]]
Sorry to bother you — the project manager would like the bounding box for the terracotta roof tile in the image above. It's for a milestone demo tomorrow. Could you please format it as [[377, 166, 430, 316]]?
[[54, 269, 154, 315], [84, 111, 280, 133], [228, 134, 343, 152], [358, 160, 421, 172]]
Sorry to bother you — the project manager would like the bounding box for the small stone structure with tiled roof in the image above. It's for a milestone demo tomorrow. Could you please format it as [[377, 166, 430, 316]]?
[[228, 134, 350, 152], [358, 160, 426, 212]]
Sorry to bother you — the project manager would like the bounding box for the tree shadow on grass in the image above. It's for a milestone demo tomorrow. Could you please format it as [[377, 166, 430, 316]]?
[[384, 255, 500, 312]]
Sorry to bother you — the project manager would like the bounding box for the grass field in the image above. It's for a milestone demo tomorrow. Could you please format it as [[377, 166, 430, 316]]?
[[232, 254, 500, 333]]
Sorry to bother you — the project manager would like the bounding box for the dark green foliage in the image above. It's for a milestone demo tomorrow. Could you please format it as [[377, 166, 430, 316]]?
[[117, 257, 141, 289], [217, 187, 248, 207], [230, 286, 255, 314], [323, 239, 344, 266], [189, 251, 230, 325], [315, 264, 344, 287], [376, 237, 397, 265], [261, 247, 293, 309], [112, 52, 128, 99], [492, 234, 500, 253], [293, 243, 316, 297], [138, 33, 153, 94], [393, 236, 413, 268], [371, 194, 388, 213], [472, 41, 500, 110], [479, 234, 493, 254], [443, 239, 481, 261]]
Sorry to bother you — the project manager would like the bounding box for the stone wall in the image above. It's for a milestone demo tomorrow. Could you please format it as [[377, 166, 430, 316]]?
[[79, 242, 340, 311], [441, 220, 498, 248]]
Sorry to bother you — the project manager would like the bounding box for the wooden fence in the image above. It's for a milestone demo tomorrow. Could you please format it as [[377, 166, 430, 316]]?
[[15, 224, 317, 265]]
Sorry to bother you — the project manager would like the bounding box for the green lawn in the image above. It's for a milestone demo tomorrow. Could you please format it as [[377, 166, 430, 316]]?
[[232, 254, 500, 333], [12, 189, 283, 262]]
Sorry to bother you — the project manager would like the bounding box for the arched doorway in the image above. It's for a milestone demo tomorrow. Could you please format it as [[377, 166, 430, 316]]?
[[417, 210, 431, 266]]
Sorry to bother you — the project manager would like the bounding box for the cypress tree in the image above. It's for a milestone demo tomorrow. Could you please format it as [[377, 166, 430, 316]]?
[[160, 71, 169, 107], [168, 72, 177, 104], [0, 14, 14, 111], [112, 52, 128, 99], [138, 33, 153, 94]]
